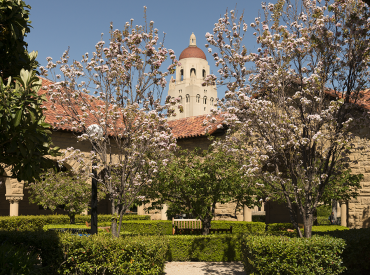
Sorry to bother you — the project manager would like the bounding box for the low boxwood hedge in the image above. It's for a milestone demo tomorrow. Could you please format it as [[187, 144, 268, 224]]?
[[211, 221, 265, 234], [120, 220, 172, 235], [0, 214, 150, 231], [0, 243, 40, 274], [59, 234, 168, 274], [0, 230, 168, 274], [166, 234, 242, 261], [317, 228, 370, 275], [240, 234, 346, 275], [0, 230, 64, 274]]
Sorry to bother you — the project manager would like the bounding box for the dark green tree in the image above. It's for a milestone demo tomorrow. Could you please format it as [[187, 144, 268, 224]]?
[[0, 69, 60, 182], [0, 0, 38, 80], [148, 143, 256, 235]]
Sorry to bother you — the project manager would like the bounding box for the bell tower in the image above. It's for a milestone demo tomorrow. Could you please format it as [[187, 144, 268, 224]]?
[[167, 33, 217, 120]]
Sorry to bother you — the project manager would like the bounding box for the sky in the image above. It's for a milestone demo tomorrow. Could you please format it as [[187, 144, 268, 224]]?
[[25, 0, 276, 99]]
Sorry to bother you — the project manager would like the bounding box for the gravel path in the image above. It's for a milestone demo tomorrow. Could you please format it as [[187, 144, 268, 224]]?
[[163, 262, 246, 275]]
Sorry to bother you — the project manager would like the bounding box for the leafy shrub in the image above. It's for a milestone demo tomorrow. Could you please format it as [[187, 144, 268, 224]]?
[[317, 228, 370, 275], [0, 214, 150, 231], [252, 215, 266, 222], [166, 234, 242, 261], [211, 221, 265, 234], [0, 230, 63, 274], [120, 220, 172, 235], [240, 235, 346, 275], [59, 234, 168, 274], [0, 243, 40, 274]]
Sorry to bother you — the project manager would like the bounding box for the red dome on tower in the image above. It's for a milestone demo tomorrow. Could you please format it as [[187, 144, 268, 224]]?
[[179, 46, 207, 61], [179, 33, 207, 61]]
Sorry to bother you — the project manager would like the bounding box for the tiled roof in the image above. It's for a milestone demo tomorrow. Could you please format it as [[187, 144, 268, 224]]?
[[167, 115, 224, 139], [325, 89, 370, 111], [39, 77, 108, 133], [39, 77, 224, 139]]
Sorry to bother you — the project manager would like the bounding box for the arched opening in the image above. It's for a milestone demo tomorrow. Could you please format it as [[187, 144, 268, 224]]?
[[210, 97, 214, 105], [179, 95, 182, 103], [180, 69, 184, 81], [203, 96, 207, 104], [186, 94, 190, 103], [203, 69, 206, 78], [196, 94, 200, 103], [190, 68, 196, 76]]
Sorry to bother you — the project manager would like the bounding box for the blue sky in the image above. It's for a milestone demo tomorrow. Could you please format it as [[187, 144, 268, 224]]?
[[26, 0, 275, 99]]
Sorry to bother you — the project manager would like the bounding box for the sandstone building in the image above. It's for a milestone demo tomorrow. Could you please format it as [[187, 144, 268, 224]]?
[[1, 34, 370, 228]]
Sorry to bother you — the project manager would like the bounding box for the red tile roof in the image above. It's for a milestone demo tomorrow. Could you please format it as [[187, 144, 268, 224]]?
[[39, 77, 224, 139], [39, 77, 109, 133], [325, 89, 370, 111], [167, 115, 224, 139]]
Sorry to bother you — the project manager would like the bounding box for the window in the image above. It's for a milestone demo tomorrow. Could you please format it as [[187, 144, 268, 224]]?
[[203, 96, 207, 104], [180, 69, 184, 81], [203, 69, 206, 78], [196, 94, 200, 103], [190, 68, 196, 76], [186, 94, 190, 103], [179, 95, 182, 103], [210, 97, 214, 105]]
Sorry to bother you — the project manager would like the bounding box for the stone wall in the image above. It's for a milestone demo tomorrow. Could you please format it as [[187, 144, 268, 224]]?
[[347, 129, 370, 228]]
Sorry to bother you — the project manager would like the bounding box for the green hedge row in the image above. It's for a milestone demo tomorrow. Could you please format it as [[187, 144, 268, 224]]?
[[316, 228, 370, 275], [119, 220, 172, 235], [0, 214, 150, 231], [0, 230, 63, 274], [59, 234, 167, 274], [241, 235, 346, 275], [0, 231, 167, 274], [167, 235, 242, 261], [211, 221, 265, 234]]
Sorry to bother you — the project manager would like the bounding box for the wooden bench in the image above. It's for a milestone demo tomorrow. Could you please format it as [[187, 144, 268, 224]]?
[[172, 218, 232, 235], [85, 221, 111, 232]]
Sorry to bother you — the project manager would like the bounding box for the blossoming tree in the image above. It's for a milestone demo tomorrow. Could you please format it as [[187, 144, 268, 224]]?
[[42, 8, 179, 237], [205, 0, 370, 237]]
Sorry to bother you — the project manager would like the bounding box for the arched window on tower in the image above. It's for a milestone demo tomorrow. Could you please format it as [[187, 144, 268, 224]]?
[[179, 95, 182, 103], [210, 97, 214, 106], [190, 68, 196, 76], [186, 94, 190, 103], [203, 69, 206, 78], [203, 96, 207, 104], [180, 69, 184, 81], [196, 94, 200, 103]]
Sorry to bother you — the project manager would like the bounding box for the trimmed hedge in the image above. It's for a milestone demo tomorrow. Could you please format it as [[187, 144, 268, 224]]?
[[241, 235, 346, 274], [317, 228, 370, 275], [0, 214, 150, 231], [0, 230, 63, 274], [211, 221, 265, 234], [59, 234, 168, 274], [0, 243, 40, 274], [166, 234, 242, 261], [0, 231, 168, 274], [120, 220, 172, 235]]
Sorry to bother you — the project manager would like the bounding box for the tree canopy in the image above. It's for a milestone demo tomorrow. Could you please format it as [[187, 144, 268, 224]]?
[[0, 0, 39, 80]]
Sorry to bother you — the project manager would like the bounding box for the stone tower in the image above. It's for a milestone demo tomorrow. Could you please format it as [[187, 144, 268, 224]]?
[[167, 33, 217, 120]]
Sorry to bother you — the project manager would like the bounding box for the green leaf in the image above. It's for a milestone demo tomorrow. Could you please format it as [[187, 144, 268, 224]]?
[[14, 108, 22, 127], [28, 109, 36, 123]]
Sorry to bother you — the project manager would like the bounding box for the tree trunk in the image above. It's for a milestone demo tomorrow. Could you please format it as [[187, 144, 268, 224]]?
[[202, 216, 212, 235], [303, 214, 313, 238], [111, 200, 120, 238], [111, 216, 119, 238], [69, 213, 76, 224]]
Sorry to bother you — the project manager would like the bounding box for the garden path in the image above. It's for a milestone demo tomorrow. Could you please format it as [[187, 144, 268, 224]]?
[[163, 262, 246, 275]]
